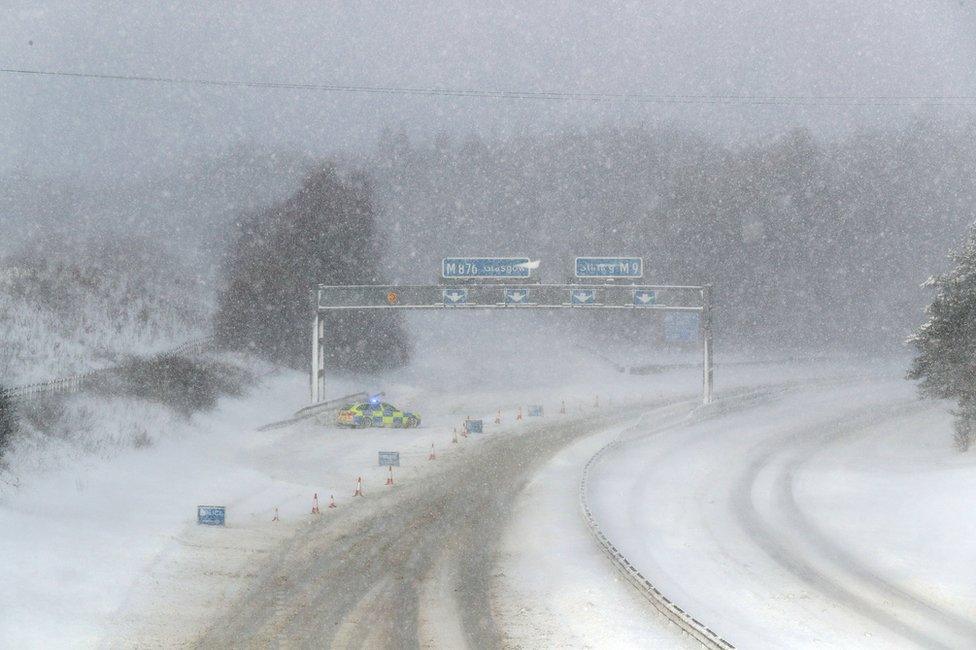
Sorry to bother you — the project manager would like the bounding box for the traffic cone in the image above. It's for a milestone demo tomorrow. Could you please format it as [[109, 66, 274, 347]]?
[[516, 406, 523, 421], [459, 425, 468, 438], [354, 477, 364, 497], [428, 443, 437, 460], [328, 494, 337, 509], [273, 507, 279, 522], [594, 395, 600, 408], [495, 410, 501, 425], [452, 428, 459, 444], [386, 466, 395, 486], [560, 400, 566, 414], [311, 493, 321, 514]]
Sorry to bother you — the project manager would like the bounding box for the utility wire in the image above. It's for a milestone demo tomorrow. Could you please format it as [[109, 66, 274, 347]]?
[[2, 66, 976, 106]]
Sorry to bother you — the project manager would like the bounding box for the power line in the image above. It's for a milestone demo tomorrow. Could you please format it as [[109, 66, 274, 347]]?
[[2, 66, 976, 106]]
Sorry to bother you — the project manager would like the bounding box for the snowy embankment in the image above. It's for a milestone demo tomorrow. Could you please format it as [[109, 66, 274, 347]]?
[[0, 249, 210, 385], [586, 371, 973, 648]]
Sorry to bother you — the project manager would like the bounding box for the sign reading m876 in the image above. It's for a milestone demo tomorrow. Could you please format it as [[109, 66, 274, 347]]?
[[442, 258, 532, 279], [575, 257, 643, 278]]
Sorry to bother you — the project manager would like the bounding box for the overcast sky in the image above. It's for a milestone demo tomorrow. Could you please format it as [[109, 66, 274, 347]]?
[[3, 1, 976, 179]]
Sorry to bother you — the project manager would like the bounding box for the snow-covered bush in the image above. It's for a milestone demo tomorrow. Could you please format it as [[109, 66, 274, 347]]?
[[103, 353, 252, 416], [908, 225, 976, 450]]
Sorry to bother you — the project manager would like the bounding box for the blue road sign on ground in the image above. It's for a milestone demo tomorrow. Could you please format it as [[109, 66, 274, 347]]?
[[570, 288, 597, 305], [504, 287, 530, 304], [442, 258, 532, 279], [665, 312, 700, 342], [378, 451, 400, 466], [575, 257, 643, 278], [197, 505, 225, 526], [633, 289, 657, 306], [442, 288, 468, 305], [527, 405, 544, 417], [465, 419, 484, 434]]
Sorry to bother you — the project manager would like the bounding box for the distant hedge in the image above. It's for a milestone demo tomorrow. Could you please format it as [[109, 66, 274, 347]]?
[[0, 387, 16, 456], [109, 354, 251, 416]]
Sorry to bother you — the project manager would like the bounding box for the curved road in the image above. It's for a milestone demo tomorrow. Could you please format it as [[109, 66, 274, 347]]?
[[195, 405, 661, 648], [588, 377, 973, 649]]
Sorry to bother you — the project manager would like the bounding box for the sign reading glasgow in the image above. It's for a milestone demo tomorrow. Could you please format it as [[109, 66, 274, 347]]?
[[442, 258, 532, 279], [575, 257, 643, 278]]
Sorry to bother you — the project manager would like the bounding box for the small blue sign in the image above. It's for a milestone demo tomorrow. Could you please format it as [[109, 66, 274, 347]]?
[[197, 505, 225, 526], [378, 451, 400, 467], [465, 419, 484, 434], [527, 405, 544, 417], [665, 312, 700, 342], [575, 257, 643, 278], [570, 289, 596, 305], [504, 288, 530, 304], [442, 258, 532, 279], [633, 289, 657, 306], [442, 288, 468, 305]]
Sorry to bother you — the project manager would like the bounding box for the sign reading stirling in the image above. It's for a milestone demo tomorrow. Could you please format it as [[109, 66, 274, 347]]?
[[442, 257, 532, 279], [575, 257, 643, 278], [197, 505, 226, 526]]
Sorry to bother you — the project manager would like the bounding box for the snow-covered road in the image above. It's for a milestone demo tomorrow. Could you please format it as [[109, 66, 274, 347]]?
[[588, 375, 976, 648]]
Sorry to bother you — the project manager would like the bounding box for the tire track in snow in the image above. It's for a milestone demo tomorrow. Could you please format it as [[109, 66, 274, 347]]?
[[731, 400, 976, 649]]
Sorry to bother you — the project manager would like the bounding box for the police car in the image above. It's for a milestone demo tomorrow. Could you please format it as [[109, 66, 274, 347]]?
[[336, 397, 421, 429]]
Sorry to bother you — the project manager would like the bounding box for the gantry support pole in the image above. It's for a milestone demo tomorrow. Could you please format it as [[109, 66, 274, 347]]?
[[701, 284, 714, 405], [310, 312, 320, 403]]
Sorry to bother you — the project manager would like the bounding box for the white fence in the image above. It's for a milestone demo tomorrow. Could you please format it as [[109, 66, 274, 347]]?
[[1, 336, 215, 403]]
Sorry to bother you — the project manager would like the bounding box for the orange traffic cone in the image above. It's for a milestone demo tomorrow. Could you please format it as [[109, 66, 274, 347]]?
[[452, 428, 459, 444], [328, 494, 337, 509], [516, 406, 523, 421], [386, 466, 395, 486], [459, 425, 468, 438], [311, 493, 321, 515], [495, 410, 501, 424], [354, 477, 364, 497], [560, 400, 566, 414], [428, 443, 437, 461], [273, 506, 279, 522]]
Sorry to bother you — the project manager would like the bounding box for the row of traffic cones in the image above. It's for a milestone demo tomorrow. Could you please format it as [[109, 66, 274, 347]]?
[[282, 397, 624, 524]]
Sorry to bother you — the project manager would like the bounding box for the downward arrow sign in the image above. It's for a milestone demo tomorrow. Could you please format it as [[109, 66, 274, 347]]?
[[574, 292, 593, 302], [510, 292, 525, 301], [446, 292, 463, 302], [637, 293, 654, 303]]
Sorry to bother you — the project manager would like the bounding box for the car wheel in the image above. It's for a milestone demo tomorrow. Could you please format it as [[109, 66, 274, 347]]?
[[359, 417, 372, 429], [407, 416, 419, 428]]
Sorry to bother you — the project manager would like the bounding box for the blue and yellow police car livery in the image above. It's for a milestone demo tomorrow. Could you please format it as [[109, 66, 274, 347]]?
[[337, 400, 421, 429]]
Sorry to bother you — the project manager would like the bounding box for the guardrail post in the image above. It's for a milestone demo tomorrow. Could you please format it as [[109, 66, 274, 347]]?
[[310, 313, 320, 403]]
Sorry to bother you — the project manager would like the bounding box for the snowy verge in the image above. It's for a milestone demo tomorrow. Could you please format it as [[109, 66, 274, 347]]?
[[492, 414, 699, 649]]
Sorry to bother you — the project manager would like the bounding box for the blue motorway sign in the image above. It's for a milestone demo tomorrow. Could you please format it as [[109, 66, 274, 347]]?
[[575, 257, 643, 278], [570, 288, 597, 305], [633, 289, 657, 306], [197, 505, 225, 526], [378, 451, 400, 466], [442, 288, 468, 305], [442, 257, 532, 279], [527, 405, 544, 417], [665, 312, 700, 342], [504, 288, 530, 304], [465, 419, 484, 434]]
